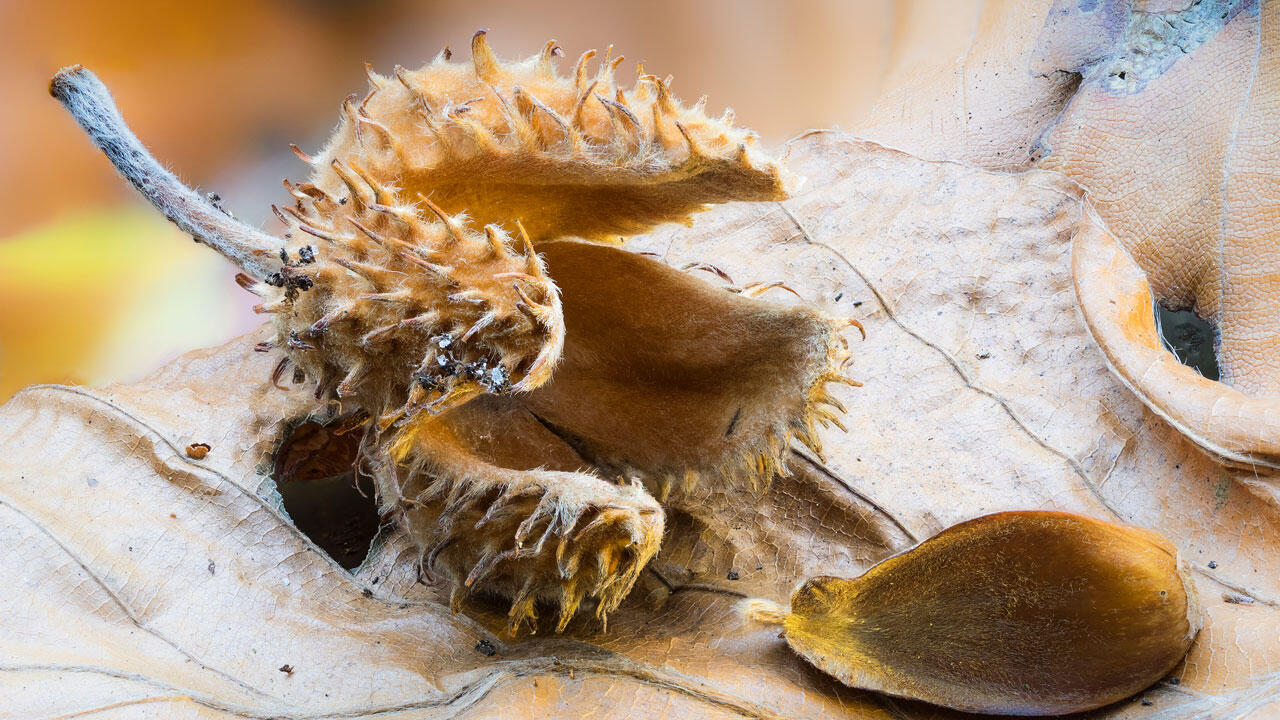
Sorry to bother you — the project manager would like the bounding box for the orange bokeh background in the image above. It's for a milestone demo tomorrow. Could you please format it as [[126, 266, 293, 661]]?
[[0, 0, 909, 401]]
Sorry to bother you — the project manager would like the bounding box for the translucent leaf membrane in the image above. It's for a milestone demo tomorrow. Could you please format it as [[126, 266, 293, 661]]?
[[781, 511, 1199, 716], [299, 31, 789, 244]]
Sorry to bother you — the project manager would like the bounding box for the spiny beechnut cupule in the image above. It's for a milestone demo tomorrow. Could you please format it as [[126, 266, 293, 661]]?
[[51, 31, 861, 635]]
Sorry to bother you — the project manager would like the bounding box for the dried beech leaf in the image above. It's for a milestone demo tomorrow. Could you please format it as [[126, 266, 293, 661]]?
[[850, 0, 1280, 470], [851, 0, 1079, 170], [5, 130, 1280, 718], [1039, 0, 1280, 469]]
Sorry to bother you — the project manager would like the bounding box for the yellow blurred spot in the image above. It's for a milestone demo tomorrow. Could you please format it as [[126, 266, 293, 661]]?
[[0, 208, 255, 402]]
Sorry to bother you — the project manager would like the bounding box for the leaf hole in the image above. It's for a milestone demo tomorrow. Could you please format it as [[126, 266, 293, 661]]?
[[1155, 303, 1220, 381], [273, 419, 380, 570]]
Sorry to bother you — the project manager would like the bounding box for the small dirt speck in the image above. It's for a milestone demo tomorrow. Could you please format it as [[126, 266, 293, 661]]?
[[279, 664, 294, 676], [727, 569, 740, 581], [1208, 561, 1218, 569], [475, 639, 497, 657], [185, 442, 211, 460]]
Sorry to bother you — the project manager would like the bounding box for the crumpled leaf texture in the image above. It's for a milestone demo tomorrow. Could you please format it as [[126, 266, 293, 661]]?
[[850, 0, 1280, 470], [2, 133, 1277, 719]]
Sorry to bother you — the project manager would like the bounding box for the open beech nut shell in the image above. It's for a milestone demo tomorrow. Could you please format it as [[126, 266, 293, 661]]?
[[778, 511, 1199, 716], [47, 36, 854, 635]]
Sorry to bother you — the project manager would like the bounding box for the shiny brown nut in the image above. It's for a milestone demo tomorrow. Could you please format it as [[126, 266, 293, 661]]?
[[782, 511, 1199, 716]]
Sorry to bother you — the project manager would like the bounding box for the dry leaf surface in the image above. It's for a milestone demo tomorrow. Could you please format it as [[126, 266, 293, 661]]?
[[1039, 0, 1280, 469], [2, 132, 1278, 719], [851, 0, 1079, 171], [851, 0, 1280, 470]]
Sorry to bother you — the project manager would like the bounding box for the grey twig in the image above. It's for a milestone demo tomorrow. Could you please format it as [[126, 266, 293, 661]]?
[[50, 65, 281, 280]]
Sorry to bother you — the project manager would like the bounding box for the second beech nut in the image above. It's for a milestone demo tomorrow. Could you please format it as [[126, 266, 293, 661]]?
[[754, 511, 1199, 716]]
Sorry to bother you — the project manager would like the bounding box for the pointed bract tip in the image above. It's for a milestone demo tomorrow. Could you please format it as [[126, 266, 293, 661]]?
[[471, 28, 500, 81], [289, 143, 316, 164]]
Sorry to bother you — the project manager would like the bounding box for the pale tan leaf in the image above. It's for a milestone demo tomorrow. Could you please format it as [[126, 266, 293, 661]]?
[[852, 0, 1280, 470], [1040, 0, 1280, 469]]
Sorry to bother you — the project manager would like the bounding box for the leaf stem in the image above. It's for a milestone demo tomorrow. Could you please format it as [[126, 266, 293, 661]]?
[[50, 65, 281, 280]]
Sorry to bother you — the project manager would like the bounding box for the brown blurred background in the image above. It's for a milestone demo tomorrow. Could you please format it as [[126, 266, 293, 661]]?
[[0, 0, 915, 401]]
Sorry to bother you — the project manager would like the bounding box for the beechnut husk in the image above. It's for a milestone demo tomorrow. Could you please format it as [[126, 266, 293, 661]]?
[[51, 31, 860, 636]]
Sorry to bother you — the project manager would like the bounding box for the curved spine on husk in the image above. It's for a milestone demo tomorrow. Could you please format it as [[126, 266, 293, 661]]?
[[300, 30, 790, 244], [383, 416, 664, 635]]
